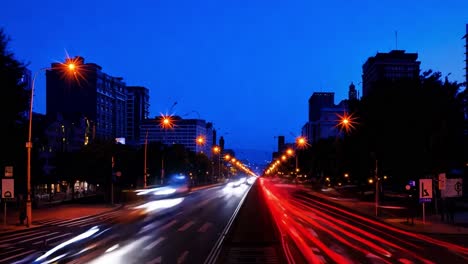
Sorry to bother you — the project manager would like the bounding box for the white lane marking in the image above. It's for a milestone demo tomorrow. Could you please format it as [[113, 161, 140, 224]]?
[[20, 231, 60, 243], [146, 256, 162, 264], [0, 249, 36, 263], [32, 233, 72, 245], [0, 230, 50, 244], [144, 237, 166, 250], [177, 250, 189, 264], [197, 222, 212, 233], [161, 220, 178, 230], [177, 221, 195, 232]]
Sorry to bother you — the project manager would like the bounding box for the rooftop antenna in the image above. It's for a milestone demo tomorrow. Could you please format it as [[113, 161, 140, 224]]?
[[395, 30, 398, 50]]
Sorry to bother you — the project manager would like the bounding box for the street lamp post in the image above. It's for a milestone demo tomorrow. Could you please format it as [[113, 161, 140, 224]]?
[[143, 129, 148, 188], [160, 114, 174, 185], [375, 159, 379, 217], [26, 61, 76, 227], [213, 146, 221, 182]]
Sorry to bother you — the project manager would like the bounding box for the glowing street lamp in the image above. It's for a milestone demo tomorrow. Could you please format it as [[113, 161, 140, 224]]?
[[26, 58, 79, 227], [196, 135, 206, 153], [159, 113, 174, 185], [212, 146, 221, 180], [336, 112, 357, 134]]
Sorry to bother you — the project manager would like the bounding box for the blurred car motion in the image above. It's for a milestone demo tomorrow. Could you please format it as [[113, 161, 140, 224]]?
[[135, 174, 191, 199]]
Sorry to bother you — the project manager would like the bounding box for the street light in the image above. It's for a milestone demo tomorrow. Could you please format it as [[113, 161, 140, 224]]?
[[26, 59, 79, 227], [143, 129, 149, 188], [336, 112, 357, 134], [159, 114, 174, 185], [213, 146, 221, 181], [196, 135, 206, 153]]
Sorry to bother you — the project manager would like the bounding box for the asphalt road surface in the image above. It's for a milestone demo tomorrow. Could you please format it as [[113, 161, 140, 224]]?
[[0, 183, 251, 264]]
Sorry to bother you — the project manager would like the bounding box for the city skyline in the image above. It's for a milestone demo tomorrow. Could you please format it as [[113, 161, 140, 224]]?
[[3, 0, 467, 163]]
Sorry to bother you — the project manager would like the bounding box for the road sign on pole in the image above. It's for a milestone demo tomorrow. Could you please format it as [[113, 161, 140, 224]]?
[[438, 173, 446, 190], [4, 166, 13, 177], [441, 178, 463, 198], [1, 178, 14, 199], [419, 179, 432, 202]]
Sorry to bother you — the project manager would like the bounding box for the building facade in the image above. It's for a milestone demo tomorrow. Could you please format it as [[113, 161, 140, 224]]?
[[46, 56, 127, 142], [126, 86, 149, 145], [302, 93, 348, 143], [308, 92, 335, 122], [362, 50, 420, 97], [140, 116, 215, 157]]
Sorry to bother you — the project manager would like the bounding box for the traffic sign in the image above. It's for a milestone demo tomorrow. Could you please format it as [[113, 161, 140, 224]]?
[[441, 178, 463, 198], [438, 173, 446, 190], [419, 179, 432, 201], [4, 166, 13, 177], [1, 179, 14, 199]]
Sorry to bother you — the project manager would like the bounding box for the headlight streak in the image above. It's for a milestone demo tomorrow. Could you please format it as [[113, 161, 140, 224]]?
[[88, 236, 152, 264], [35, 226, 100, 262]]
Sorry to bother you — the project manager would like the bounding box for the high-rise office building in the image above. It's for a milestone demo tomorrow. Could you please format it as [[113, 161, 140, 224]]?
[[308, 92, 334, 122], [46, 56, 127, 142], [126, 86, 149, 145], [140, 116, 215, 157], [362, 50, 420, 97], [302, 92, 348, 144]]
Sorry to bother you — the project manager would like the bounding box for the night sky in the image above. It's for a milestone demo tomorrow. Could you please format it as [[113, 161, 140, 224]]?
[[3, 0, 467, 164]]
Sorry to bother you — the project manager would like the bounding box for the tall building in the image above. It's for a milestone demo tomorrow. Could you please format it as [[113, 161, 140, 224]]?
[[348, 82, 357, 100], [140, 116, 215, 157], [278, 136, 285, 152], [302, 92, 348, 144], [46, 56, 127, 141], [362, 50, 420, 97], [126, 86, 149, 145], [308, 92, 335, 121]]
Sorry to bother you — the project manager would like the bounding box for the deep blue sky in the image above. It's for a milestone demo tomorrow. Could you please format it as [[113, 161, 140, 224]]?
[[3, 0, 467, 163]]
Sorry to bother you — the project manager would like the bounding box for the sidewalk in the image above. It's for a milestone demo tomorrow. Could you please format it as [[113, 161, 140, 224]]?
[[0, 203, 121, 233], [306, 186, 468, 235]]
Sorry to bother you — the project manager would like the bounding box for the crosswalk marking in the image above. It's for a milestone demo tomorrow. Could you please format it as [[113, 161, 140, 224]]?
[[32, 233, 72, 245], [147, 256, 162, 264], [0, 230, 50, 244], [0, 249, 36, 264], [197, 222, 212, 233], [0, 247, 23, 257], [161, 220, 178, 230], [144, 237, 166, 250], [20, 231, 60, 243], [177, 221, 194, 232], [177, 250, 189, 264]]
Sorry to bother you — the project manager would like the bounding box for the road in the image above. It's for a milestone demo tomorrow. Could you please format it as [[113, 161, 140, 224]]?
[[0, 183, 251, 264], [259, 178, 468, 264]]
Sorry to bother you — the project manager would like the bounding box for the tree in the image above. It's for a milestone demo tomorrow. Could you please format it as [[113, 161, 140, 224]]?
[[0, 28, 29, 191], [347, 71, 465, 188]]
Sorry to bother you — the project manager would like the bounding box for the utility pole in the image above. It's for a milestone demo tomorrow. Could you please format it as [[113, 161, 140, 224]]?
[[144, 129, 148, 188], [375, 159, 379, 217]]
